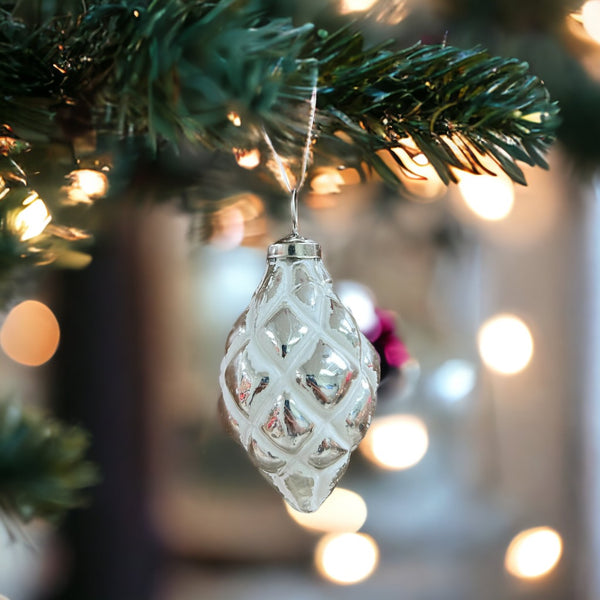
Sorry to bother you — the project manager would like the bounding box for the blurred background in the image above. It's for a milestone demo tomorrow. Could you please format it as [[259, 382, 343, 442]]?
[[1, 0, 600, 599]]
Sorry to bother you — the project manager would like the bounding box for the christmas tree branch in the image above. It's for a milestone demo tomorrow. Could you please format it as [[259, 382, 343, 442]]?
[[0, 400, 98, 525], [0, 0, 558, 188]]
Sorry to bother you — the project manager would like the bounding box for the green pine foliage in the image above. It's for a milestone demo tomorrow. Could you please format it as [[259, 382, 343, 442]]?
[[0, 0, 559, 187], [0, 401, 98, 525]]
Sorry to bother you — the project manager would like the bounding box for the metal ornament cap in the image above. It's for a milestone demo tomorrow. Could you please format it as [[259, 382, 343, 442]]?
[[219, 235, 380, 512]]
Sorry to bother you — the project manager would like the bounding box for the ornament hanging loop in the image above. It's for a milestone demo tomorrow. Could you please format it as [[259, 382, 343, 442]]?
[[262, 82, 318, 237], [290, 188, 299, 236]]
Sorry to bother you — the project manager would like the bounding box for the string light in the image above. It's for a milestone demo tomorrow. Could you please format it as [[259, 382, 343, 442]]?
[[285, 488, 367, 533], [208, 194, 266, 249], [0, 300, 60, 366], [234, 148, 261, 170], [68, 169, 109, 199], [376, 147, 446, 201], [457, 172, 515, 221], [227, 111, 242, 127], [0, 176, 9, 201], [310, 168, 345, 195], [340, 0, 377, 14], [582, 1, 600, 43], [505, 527, 563, 579], [360, 414, 429, 470], [478, 314, 534, 375], [12, 192, 52, 241], [315, 532, 379, 584]]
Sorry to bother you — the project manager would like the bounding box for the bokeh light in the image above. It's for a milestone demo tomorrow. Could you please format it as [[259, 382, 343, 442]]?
[[13, 193, 52, 241], [361, 414, 429, 470], [0, 300, 60, 366], [208, 194, 266, 250], [582, 1, 600, 43], [458, 172, 515, 221], [315, 532, 379, 584], [336, 280, 378, 333], [377, 147, 446, 201], [505, 527, 563, 579], [340, 0, 377, 14], [430, 359, 477, 403], [478, 314, 534, 375], [69, 169, 109, 199], [311, 168, 345, 195], [234, 148, 261, 170], [227, 111, 242, 127], [285, 488, 367, 533]]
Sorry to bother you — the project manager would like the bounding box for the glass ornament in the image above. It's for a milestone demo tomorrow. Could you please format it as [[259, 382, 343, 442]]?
[[219, 234, 380, 512]]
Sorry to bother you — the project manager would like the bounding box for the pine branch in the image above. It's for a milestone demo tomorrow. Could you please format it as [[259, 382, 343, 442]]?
[[306, 36, 560, 185], [0, 400, 98, 525], [0, 0, 559, 188]]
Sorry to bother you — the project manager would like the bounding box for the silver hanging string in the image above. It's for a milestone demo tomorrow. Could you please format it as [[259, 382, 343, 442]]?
[[262, 83, 318, 237]]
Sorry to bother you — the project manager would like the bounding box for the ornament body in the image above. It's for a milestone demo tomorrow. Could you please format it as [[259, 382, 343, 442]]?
[[219, 235, 380, 512]]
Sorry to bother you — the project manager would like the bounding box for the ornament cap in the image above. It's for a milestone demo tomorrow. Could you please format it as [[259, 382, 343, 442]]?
[[268, 234, 321, 260]]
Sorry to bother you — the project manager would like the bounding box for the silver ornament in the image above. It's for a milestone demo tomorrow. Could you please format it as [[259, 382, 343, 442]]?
[[219, 234, 380, 512]]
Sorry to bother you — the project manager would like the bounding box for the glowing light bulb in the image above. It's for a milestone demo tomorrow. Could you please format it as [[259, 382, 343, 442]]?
[[505, 527, 563, 579], [234, 148, 261, 169], [478, 314, 534, 375], [0, 176, 9, 201], [315, 532, 379, 584], [457, 172, 515, 221], [13, 192, 52, 241], [340, 0, 377, 13], [413, 153, 429, 166], [0, 300, 60, 366], [285, 488, 367, 533], [336, 281, 378, 333], [377, 147, 446, 201], [582, 1, 600, 43], [311, 169, 345, 195], [360, 414, 429, 470], [227, 111, 242, 127], [69, 169, 109, 199]]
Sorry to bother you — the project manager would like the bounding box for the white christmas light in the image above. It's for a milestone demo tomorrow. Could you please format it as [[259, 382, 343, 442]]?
[[582, 1, 600, 43], [478, 314, 534, 375], [234, 148, 261, 170], [458, 172, 515, 221], [285, 487, 367, 533], [360, 414, 429, 470], [13, 192, 52, 241], [315, 532, 379, 584], [339, 0, 377, 14], [227, 111, 242, 127], [505, 527, 563, 579], [311, 169, 345, 195], [69, 169, 109, 199]]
